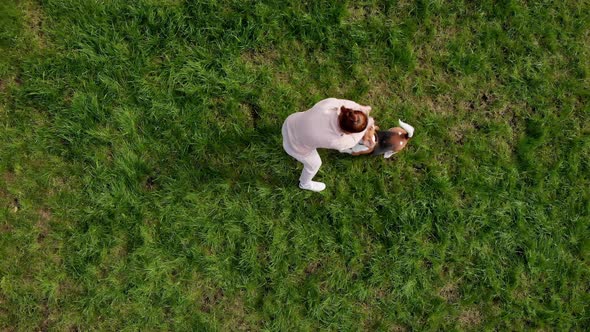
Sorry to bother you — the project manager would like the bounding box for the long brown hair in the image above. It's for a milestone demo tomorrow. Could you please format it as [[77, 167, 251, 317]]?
[[339, 106, 368, 133]]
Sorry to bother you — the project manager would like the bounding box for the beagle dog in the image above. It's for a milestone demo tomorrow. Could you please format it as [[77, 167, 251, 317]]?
[[349, 120, 415, 158]]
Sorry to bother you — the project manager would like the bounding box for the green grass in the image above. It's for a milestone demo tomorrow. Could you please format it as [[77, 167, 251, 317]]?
[[1, 0, 589, 330]]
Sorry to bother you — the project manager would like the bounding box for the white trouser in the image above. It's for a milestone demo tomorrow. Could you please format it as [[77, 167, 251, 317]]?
[[282, 123, 323, 184], [293, 149, 322, 184], [283, 146, 322, 184]]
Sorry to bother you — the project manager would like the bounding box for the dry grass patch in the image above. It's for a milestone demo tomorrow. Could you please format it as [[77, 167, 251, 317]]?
[[199, 288, 224, 314], [36, 207, 51, 242], [449, 122, 475, 145], [361, 66, 397, 103], [346, 4, 384, 22], [439, 282, 460, 302], [2, 170, 16, 184], [240, 49, 280, 67], [304, 260, 322, 276], [414, 24, 459, 67], [219, 293, 253, 331], [8, 197, 20, 213], [421, 94, 456, 116], [240, 49, 293, 84], [0, 222, 14, 234], [389, 324, 408, 332], [458, 307, 483, 329], [21, 0, 47, 49], [238, 102, 261, 129]]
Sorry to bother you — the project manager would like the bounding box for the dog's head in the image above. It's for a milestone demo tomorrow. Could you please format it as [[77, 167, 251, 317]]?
[[381, 120, 414, 158]]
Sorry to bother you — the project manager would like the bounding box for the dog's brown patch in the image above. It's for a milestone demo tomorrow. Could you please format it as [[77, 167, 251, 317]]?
[[387, 127, 410, 152]]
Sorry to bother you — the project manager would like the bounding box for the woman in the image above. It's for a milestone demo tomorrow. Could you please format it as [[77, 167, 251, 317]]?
[[282, 98, 375, 192]]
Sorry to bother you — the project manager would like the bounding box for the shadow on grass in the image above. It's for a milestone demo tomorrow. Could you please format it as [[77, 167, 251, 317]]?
[[188, 122, 296, 189]]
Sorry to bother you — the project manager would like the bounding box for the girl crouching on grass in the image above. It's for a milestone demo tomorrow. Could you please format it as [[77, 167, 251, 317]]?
[[282, 98, 374, 192]]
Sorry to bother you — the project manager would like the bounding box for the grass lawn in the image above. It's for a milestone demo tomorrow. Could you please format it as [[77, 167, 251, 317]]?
[[1, 0, 589, 330]]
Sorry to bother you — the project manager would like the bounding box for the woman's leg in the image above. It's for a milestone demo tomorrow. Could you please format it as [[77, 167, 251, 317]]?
[[299, 150, 321, 184], [297, 150, 325, 192], [282, 124, 325, 192]]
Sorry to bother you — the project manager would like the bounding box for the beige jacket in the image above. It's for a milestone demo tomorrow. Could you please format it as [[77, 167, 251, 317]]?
[[282, 98, 374, 159]]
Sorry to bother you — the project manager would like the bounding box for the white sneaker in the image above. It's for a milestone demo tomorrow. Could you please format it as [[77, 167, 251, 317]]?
[[299, 181, 326, 192]]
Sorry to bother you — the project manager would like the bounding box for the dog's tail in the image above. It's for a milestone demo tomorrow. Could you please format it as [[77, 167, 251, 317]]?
[[399, 119, 414, 138]]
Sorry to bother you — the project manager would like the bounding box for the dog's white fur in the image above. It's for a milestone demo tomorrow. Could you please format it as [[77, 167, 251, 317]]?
[[399, 119, 414, 137]]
